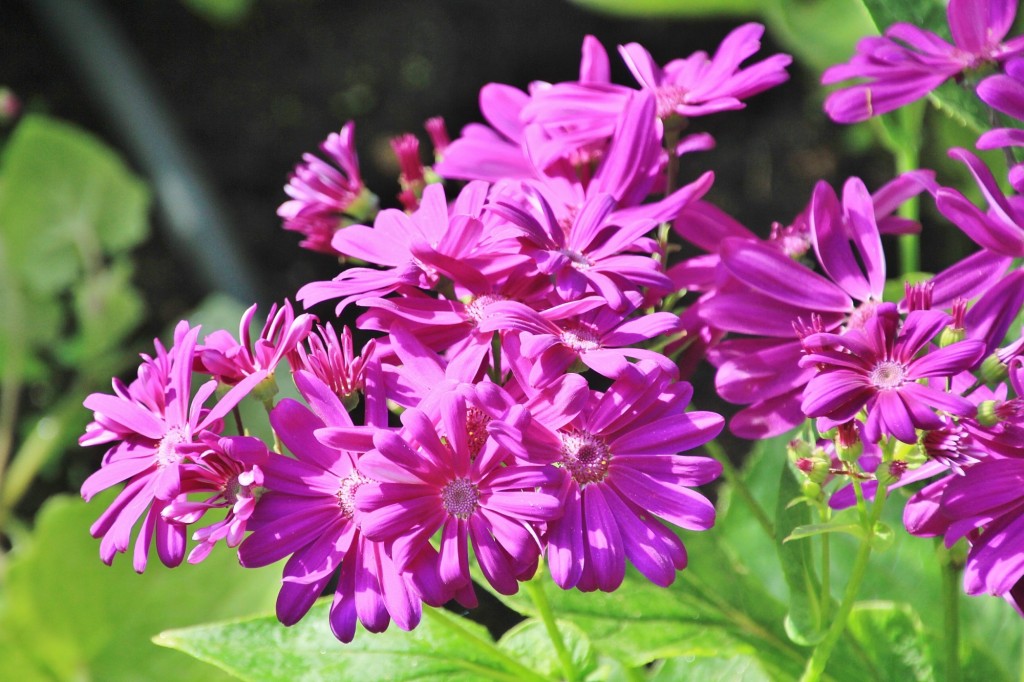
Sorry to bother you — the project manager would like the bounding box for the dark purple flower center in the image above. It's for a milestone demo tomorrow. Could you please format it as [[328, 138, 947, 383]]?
[[870, 360, 906, 389], [441, 478, 480, 519], [337, 470, 370, 519], [560, 325, 601, 352], [654, 84, 688, 119], [559, 430, 611, 486]]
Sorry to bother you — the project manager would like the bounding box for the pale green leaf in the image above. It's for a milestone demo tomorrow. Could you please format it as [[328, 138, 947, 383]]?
[[498, 619, 596, 680]]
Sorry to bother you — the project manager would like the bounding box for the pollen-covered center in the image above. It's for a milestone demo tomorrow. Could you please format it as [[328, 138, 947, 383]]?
[[441, 478, 480, 519], [560, 325, 601, 352], [337, 470, 370, 519], [559, 430, 611, 486], [465, 407, 492, 459], [654, 84, 688, 119], [465, 294, 506, 324], [156, 426, 189, 467], [870, 360, 906, 390]]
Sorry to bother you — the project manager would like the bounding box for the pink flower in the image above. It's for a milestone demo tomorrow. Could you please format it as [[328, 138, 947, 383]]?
[[823, 0, 1024, 123], [80, 322, 268, 571], [278, 122, 379, 255]]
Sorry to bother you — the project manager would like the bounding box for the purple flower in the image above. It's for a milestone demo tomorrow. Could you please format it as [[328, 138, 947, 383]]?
[[80, 322, 267, 571], [539, 363, 723, 591], [238, 368, 443, 642], [356, 392, 563, 597], [278, 122, 379, 255], [823, 0, 1024, 123], [800, 303, 985, 443], [287, 323, 377, 407]]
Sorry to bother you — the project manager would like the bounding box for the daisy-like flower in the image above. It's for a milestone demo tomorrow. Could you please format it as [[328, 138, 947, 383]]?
[[239, 367, 447, 642], [162, 433, 268, 564], [539, 363, 723, 592], [197, 300, 314, 395], [355, 392, 563, 597], [278, 122, 379, 255], [80, 321, 268, 571], [800, 303, 986, 443], [823, 0, 1024, 123], [287, 323, 377, 408]]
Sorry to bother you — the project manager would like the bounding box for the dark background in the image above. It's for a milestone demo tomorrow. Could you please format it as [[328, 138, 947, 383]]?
[[4, 0, 869, 322]]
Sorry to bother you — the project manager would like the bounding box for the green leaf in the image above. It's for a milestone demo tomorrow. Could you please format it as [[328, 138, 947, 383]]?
[[0, 114, 148, 295], [0, 493, 280, 681], [568, 0, 760, 18], [858, 0, 948, 35], [844, 602, 935, 681], [763, 0, 876, 73], [56, 257, 144, 365], [157, 603, 539, 682], [498, 619, 596, 680], [775, 464, 826, 645], [650, 654, 771, 681]]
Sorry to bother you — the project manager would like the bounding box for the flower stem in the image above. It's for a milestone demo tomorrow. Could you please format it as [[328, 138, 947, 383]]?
[[940, 545, 962, 682], [704, 439, 775, 539], [523, 575, 579, 682], [799, 482, 887, 681]]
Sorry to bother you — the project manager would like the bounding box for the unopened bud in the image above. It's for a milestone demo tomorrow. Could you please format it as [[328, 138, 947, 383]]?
[[787, 439, 813, 463], [795, 455, 831, 484], [976, 399, 1001, 427], [801, 480, 822, 500], [876, 460, 908, 486], [980, 353, 1009, 384], [938, 325, 966, 347], [835, 422, 862, 463]]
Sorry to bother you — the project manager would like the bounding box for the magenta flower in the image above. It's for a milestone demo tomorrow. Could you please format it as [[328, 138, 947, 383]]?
[[936, 148, 1024, 258], [162, 434, 268, 563], [539, 363, 723, 591], [477, 297, 681, 386], [287, 323, 377, 406], [238, 368, 446, 642], [800, 303, 985, 443], [80, 321, 268, 571], [197, 300, 314, 389], [823, 0, 1024, 122], [278, 122, 379, 255], [355, 392, 563, 597]]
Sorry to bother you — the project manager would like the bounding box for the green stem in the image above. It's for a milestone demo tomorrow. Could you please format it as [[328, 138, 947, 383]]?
[[819, 506, 832, 625], [799, 483, 888, 681], [895, 143, 921, 276], [704, 439, 775, 539], [940, 549, 962, 682], [523, 575, 578, 682], [421, 607, 548, 682]]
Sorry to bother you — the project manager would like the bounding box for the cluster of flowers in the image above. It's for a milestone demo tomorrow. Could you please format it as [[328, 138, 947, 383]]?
[[79, 0, 1024, 644], [778, 0, 1024, 609], [79, 25, 793, 641]]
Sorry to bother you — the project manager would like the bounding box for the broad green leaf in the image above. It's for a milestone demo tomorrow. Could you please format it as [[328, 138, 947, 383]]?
[[57, 257, 144, 366], [157, 602, 539, 682], [650, 654, 771, 681], [775, 463, 826, 645], [0, 492, 279, 682], [843, 602, 935, 681], [569, 0, 760, 18], [763, 0, 876, 72], [858, 0, 948, 37], [498, 619, 596, 680], [0, 115, 148, 295]]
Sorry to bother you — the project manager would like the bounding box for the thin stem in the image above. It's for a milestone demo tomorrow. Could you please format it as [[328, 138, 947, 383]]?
[[940, 547, 962, 682], [704, 439, 775, 539], [819, 504, 832, 625], [490, 331, 503, 384], [421, 607, 548, 682], [523, 576, 578, 682], [895, 143, 921, 276], [800, 483, 888, 682]]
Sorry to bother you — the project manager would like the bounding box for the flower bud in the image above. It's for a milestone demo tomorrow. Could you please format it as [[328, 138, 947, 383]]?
[[938, 325, 965, 348], [795, 455, 831, 484], [834, 422, 862, 463], [980, 353, 1009, 384], [801, 480, 822, 500], [976, 399, 1001, 427], [876, 460, 908, 487]]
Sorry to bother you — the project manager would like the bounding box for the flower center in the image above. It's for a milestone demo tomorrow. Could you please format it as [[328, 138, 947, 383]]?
[[156, 426, 189, 467], [465, 294, 506, 324], [560, 325, 601, 352], [654, 84, 688, 119], [465, 407, 492, 459], [558, 247, 593, 270], [337, 470, 370, 519], [441, 478, 480, 519], [559, 430, 611, 486], [870, 360, 906, 389]]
